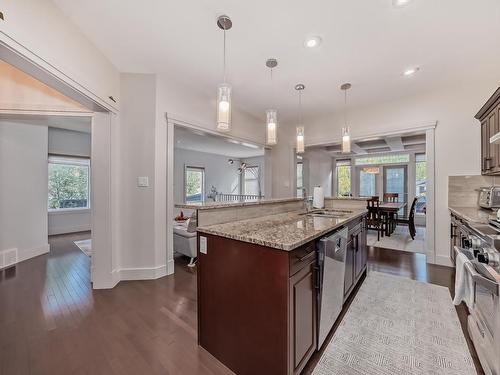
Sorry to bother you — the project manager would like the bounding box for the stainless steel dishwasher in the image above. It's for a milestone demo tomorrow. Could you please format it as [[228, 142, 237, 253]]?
[[316, 226, 348, 349]]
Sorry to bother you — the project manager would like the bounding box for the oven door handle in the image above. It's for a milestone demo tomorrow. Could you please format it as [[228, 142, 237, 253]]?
[[464, 262, 499, 296]]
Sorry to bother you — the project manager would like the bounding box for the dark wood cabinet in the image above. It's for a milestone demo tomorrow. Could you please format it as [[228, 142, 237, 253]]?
[[197, 216, 367, 375], [289, 261, 317, 375], [344, 218, 368, 301], [476, 87, 500, 175]]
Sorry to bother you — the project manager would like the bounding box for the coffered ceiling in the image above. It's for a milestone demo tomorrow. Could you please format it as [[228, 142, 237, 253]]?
[[309, 133, 426, 156], [53, 0, 500, 123]]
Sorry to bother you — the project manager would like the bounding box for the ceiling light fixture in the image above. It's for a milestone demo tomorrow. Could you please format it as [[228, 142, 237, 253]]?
[[403, 67, 419, 76], [216, 15, 232, 132], [341, 83, 352, 154], [295, 84, 305, 154], [304, 36, 322, 48], [265, 58, 278, 146], [393, 0, 412, 7]]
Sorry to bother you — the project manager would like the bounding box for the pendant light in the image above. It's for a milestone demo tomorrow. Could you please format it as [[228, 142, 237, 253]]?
[[216, 15, 232, 132], [341, 83, 352, 153], [295, 84, 305, 154], [265, 58, 278, 146]]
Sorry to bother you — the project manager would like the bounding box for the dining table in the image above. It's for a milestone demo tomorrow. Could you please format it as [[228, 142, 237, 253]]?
[[378, 201, 407, 237]]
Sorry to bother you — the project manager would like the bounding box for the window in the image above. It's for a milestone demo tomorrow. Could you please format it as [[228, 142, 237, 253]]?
[[336, 159, 351, 197], [355, 153, 410, 166], [359, 169, 376, 197], [48, 156, 90, 210], [185, 166, 205, 203], [244, 166, 260, 196], [296, 158, 304, 197], [415, 153, 427, 214]]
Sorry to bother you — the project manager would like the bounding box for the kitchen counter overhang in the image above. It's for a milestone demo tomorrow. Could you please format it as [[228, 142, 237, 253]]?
[[197, 208, 367, 251]]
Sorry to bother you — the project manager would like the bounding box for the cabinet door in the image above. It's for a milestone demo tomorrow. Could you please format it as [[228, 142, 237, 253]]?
[[344, 239, 354, 297], [289, 262, 317, 375], [354, 233, 363, 279]]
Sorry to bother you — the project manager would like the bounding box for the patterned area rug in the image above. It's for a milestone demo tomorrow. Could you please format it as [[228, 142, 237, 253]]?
[[313, 272, 477, 375], [74, 239, 92, 257]]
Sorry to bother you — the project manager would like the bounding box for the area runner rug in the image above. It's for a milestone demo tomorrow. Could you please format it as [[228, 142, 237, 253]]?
[[312, 272, 477, 375], [74, 239, 92, 257]]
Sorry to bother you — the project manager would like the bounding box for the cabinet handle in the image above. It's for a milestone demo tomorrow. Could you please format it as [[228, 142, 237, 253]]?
[[297, 250, 315, 262], [313, 265, 320, 289]]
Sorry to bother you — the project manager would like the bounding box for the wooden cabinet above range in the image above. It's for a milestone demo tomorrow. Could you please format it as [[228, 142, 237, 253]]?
[[476, 87, 500, 175]]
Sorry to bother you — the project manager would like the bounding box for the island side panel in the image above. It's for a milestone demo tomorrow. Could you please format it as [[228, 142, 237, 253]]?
[[197, 233, 290, 375]]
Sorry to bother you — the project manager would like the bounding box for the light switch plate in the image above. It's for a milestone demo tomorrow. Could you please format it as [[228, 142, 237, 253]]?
[[137, 176, 149, 187], [200, 236, 207, 254]]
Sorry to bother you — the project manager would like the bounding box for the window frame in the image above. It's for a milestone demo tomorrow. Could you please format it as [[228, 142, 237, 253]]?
[[184, 165, 206, 203], [48, 154, 91, 212], [335, 159, 352, 197], [243, 165, 260, 196]]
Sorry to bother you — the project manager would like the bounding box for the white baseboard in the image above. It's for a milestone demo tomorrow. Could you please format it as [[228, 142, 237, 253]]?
[[48, 224, 91, 236], [167, 258, 175, 275], [119, 264, 168, 281], [92, 269, 120, 289], [18, 243, 50, 263]]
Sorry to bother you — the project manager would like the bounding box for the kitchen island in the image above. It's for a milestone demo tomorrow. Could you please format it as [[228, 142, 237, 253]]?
[[196, 208, 368, 375]]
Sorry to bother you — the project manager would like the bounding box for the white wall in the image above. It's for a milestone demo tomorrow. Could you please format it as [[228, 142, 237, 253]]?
[[118, 73, 159, 274], [156, 74, 265, 144], [0, 120, 49, 262], [302, 150, 333, 196], [2, 0, 120, 110], [272, 79, 500, 265], [174, 148, 240, 204], [47, 127, 92, 235]]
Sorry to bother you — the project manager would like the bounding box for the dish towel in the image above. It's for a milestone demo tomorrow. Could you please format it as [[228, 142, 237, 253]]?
[[453, 252, 475, 309]]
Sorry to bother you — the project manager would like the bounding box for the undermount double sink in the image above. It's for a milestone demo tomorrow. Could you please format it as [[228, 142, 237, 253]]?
[[300, 209, 352, 219]]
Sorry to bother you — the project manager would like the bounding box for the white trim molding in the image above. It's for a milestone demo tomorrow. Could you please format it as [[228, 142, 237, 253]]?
[[18, 243, 50, 263], [119, 264, 168, 281]]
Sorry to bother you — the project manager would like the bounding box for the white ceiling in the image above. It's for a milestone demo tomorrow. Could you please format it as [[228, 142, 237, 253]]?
[[174, 125, 264, 158], [53, 0, 500, 123]]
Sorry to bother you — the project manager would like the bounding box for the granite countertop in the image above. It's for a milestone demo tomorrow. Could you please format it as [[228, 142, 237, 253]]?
[[175, 197, 302, 210], [449, 206, 496, 224], [197, 209, 367, 251]]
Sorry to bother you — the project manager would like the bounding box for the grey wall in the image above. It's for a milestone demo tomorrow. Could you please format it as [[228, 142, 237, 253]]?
[[174, 148, 240, 203], [0, 120, 50, 262], [47, 127, 92, 235]]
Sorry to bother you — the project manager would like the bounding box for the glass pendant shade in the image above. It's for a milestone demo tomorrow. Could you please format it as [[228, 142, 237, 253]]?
[[342, 126, 351, 153], [296, 126, 305, 154], [216, 83, 232, 132], [266, 109, 278, 146]]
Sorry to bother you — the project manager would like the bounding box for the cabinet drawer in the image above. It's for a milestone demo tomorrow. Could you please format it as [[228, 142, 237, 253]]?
[[289, 242, 316, 276]]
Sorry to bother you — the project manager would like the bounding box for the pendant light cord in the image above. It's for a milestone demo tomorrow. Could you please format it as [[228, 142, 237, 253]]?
[[223, 26, 227, 83], [298, 90, 302, 126], [344, 89, 347, 127]]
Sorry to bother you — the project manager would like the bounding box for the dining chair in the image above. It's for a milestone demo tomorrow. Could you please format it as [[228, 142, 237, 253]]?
[[366, 197, 385, 241], [383, 193, 399, 233], [398, 196, 418, 240]]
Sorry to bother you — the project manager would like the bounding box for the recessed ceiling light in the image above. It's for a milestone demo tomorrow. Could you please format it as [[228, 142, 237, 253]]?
[[304, 36, 322, 48], [241, 142, 260, 149], [393, 0, 412, 7], [403, 67, 419, 76]]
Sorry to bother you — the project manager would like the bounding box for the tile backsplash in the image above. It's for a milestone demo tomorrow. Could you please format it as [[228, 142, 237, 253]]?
[[448, 175, 495, 207]]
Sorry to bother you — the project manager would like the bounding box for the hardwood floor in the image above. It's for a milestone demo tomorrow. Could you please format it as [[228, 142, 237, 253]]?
[[0, 236, 484, 375]]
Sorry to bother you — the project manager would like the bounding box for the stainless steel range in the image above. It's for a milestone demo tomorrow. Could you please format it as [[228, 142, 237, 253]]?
[[455, 221, 500, 375]]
